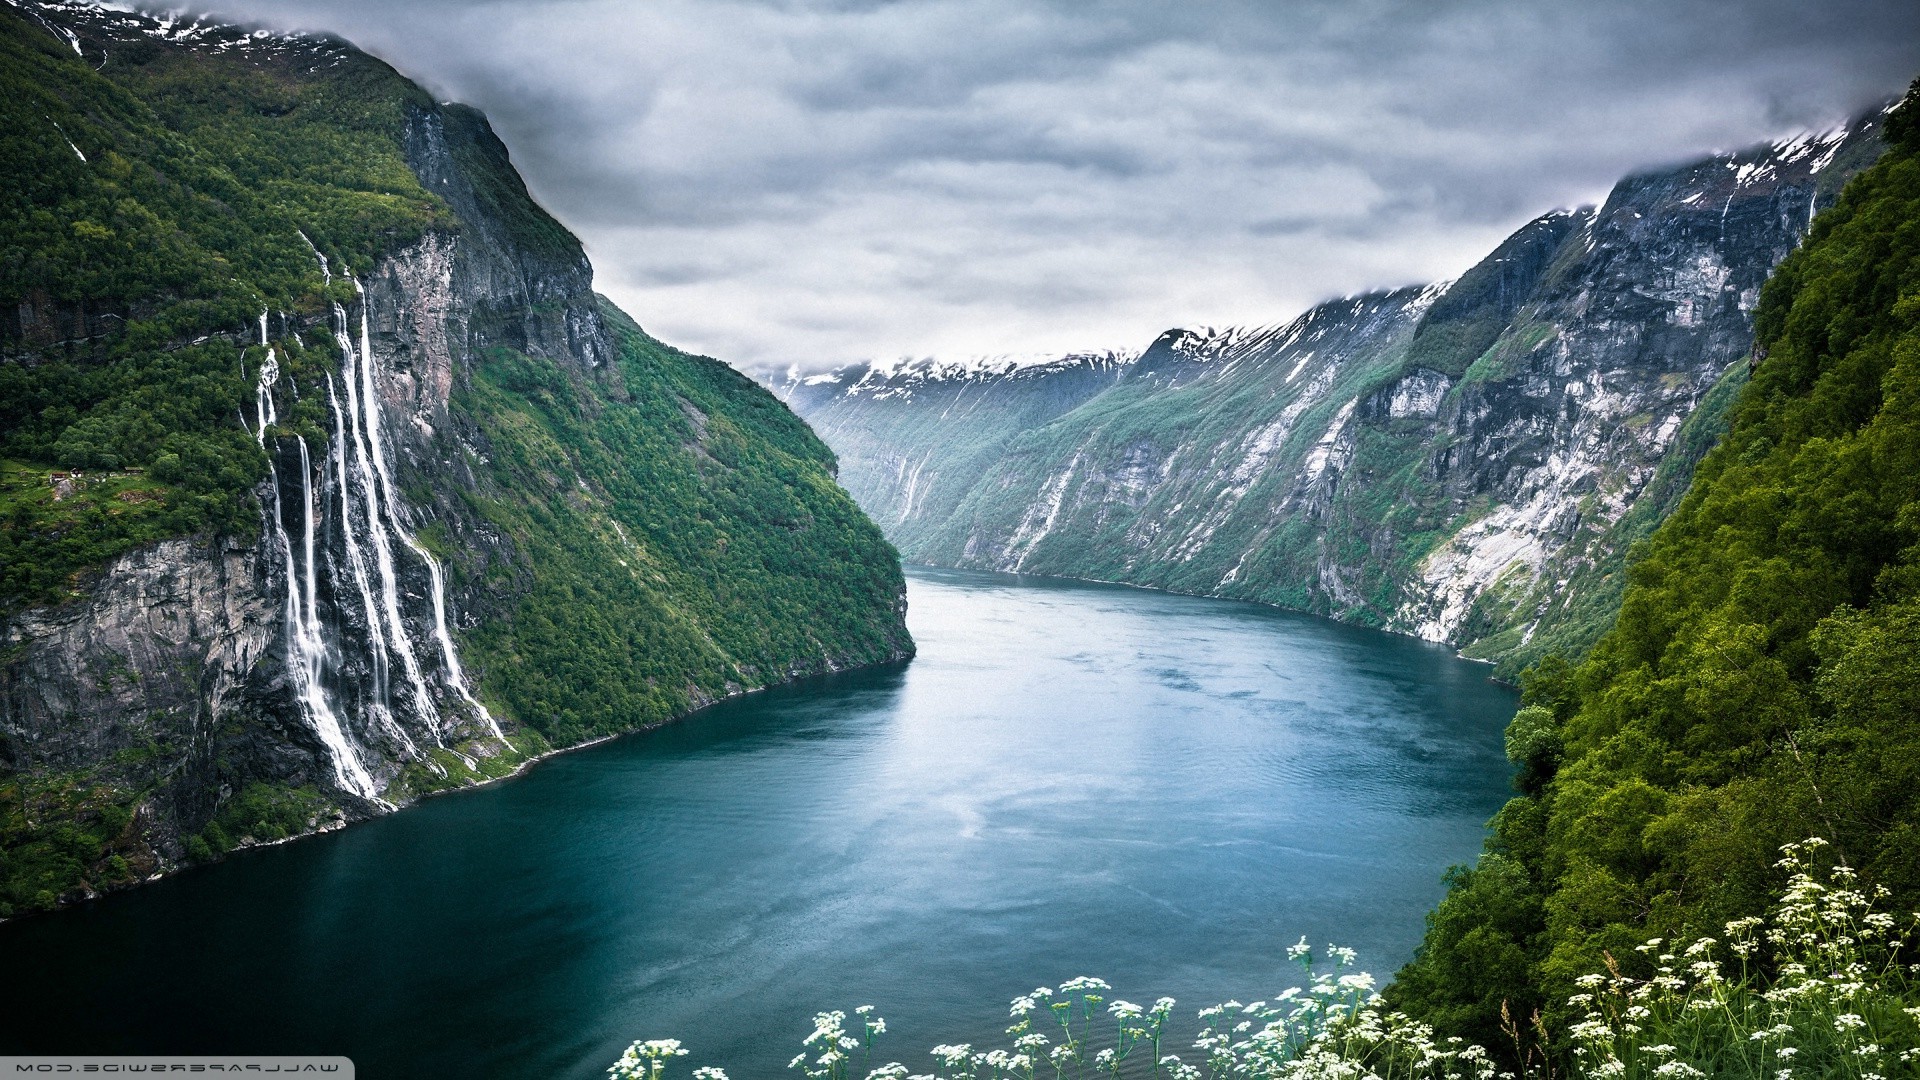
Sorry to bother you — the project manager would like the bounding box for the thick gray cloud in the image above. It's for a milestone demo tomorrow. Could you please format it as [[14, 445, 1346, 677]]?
[[213, 0, 1918, 368]]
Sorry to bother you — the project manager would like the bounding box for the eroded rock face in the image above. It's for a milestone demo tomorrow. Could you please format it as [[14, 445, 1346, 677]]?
[[0, 129, 594, 862], [781, 112, 1889, 674], [1380, 125, 1881, 659], [2, 538, 278, 826], [0, 2, 910, 906]]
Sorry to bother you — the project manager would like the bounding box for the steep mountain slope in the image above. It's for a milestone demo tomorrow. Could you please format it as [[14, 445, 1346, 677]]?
[[769, 351, 1132, 554], [782, 114, 1887, 676], [1389, 78, 1920, 1057], [0, 0, 911, 915]]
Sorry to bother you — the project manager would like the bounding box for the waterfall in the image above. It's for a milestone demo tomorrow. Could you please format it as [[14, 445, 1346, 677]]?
[[253, 348, 380, 800], [299, 230, 331, 285], [257, 239, 507, 795], [329, 294, 443, 739], [323, 375, 435, 763], [325, 379, 393, 711], [253, 343, 278, 428], [350, 283, 506, 743], [416, 551, 504, 742]]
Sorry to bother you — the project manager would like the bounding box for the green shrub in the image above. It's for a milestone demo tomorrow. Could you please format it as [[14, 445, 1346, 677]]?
[[182, 835, 213, 864], [1500, 703, 1562, 810]]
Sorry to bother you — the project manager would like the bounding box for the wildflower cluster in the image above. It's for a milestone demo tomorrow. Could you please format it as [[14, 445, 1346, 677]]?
[[609, 1039, 693, 1080], [1191, 940, 1492, 1080], [610, 841, 1920, 1080], [788, 1006, 894, 1080], [938, 975, 1179, 1080], [1565, 839, 1920, 1080]]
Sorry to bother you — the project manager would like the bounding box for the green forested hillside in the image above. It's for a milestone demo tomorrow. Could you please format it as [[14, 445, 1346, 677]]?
[[0, 4, 443, 607], [0, 3, 910, 915], [453, 301, 914, 749], [1389, 80, 1920, 1056]]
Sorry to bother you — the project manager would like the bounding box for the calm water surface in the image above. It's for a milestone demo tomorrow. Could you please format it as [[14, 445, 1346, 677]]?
[[0, 568, 1516, 1077]]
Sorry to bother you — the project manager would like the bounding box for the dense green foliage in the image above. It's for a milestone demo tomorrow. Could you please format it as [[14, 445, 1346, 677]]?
[[0, 770, 146, 917], [1390, 79, 1920, 1063], [189, 782, 331, 861], [456, 302, 911, 748], [0, 8, 445, 607]]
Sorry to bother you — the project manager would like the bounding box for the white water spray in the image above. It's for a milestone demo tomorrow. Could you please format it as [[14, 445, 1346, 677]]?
[[253, 347, 380, 799], [350, 282, 506, 743], [260, 239, 507, 785], [326, 378, 393, 708], [299, 230, 331, 285], [330, 292, 443, 739]]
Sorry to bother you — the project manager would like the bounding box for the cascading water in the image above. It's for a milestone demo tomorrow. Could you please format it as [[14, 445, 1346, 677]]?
[[329, 294, 443, 739], [299, 230, 330, 285], [350, 283, 506, 743], [324, 378, 400, 734], [252, 342, 380, 800], [250, 242, 508, 802]]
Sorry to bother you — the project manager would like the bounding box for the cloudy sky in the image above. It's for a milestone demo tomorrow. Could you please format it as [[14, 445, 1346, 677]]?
[[217, 0, 1918, 370]]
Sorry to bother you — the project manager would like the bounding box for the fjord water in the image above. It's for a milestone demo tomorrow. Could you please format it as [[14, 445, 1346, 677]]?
[[0, 568, 1514, 1077]]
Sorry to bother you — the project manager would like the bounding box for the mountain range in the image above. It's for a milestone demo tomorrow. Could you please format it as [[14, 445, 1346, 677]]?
[[773, 111, 1889, 677]]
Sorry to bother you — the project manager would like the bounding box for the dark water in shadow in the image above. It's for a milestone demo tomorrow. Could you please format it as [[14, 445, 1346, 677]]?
[[0, 567, 1516, 1077]]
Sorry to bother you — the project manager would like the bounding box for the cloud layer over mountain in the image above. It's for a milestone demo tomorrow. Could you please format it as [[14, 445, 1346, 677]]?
[[220, 0, 1920, 368]]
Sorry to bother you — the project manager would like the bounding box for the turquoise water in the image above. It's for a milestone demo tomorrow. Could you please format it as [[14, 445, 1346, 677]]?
[[0, 567, 1516, 1077]]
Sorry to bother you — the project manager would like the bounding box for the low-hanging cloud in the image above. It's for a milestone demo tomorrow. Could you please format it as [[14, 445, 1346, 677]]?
[[212, 0, 1920, 369]]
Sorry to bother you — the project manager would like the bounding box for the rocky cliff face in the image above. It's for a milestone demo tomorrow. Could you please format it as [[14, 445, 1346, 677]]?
[[779, 112, 1889, 677], [0, 1, 910, 914], [769, 352, 1132, 550]]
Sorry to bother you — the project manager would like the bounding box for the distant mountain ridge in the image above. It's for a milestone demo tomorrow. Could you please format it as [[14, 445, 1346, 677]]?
[[770, 350, 1139, 535], [774, 108, 1890, 676]]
